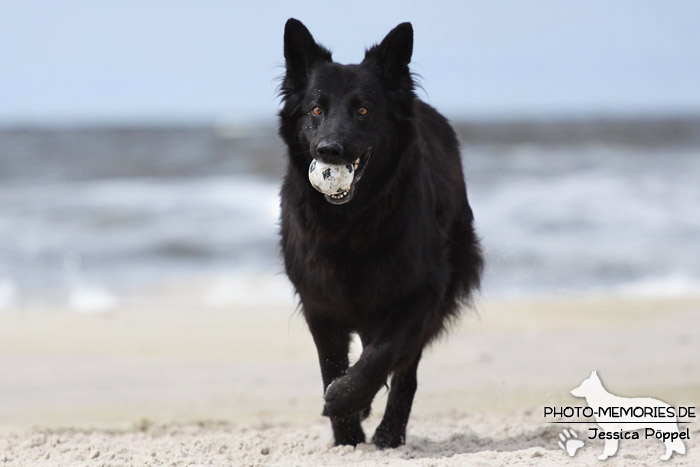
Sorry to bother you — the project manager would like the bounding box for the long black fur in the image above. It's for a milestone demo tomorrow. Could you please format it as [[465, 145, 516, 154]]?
[[278, 18, 483, 448]]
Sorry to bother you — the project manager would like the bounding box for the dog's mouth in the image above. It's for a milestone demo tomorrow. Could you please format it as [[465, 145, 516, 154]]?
[[324, 148, 373, 205]]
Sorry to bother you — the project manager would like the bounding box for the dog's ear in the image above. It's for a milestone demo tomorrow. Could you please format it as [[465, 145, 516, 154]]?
[[363, 22, 413, 90], [282, 19, 332, 94]]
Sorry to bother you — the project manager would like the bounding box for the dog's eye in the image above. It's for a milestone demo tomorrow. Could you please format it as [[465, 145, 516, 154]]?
[[312, 106, 323, 116], [357, 107, 368, 116]]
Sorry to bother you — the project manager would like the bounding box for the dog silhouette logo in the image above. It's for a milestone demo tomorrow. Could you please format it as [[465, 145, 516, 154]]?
[[569, 370, 686, 461]]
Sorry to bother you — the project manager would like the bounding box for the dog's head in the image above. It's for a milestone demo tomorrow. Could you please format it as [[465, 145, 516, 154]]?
[[571, 370, 603, 398], [279, 18, 415, 205]]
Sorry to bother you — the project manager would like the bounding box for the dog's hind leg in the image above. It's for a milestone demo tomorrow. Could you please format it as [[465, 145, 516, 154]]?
[[372, 351, 422, 448], [662, 434, 686, 460], [306, 313, 365, 446]]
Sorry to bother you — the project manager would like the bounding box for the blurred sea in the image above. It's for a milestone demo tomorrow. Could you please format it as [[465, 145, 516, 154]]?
[[1, 118, 700, 311]]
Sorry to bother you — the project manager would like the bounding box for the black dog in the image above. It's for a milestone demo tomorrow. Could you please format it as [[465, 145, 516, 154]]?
[[278, 18, 483, 448]]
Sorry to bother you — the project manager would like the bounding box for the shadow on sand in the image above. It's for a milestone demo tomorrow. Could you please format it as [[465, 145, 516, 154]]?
[[402, 425, 565, 459]]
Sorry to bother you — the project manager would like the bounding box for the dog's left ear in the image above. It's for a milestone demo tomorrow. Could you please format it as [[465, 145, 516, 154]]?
[[363, 22, 413, 90]]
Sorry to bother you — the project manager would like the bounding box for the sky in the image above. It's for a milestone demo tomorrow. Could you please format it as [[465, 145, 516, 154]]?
[[1, 1, 700, 124]]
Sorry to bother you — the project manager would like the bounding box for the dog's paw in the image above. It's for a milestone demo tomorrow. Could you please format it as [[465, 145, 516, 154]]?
[[323, 375, 374, 418], [372, 423, 405, 449], [333, 420, 366, 446], [557, 428, 584, 457]]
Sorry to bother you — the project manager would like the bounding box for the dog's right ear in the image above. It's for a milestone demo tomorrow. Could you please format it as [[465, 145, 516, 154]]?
[[282, 19, 332, 94]]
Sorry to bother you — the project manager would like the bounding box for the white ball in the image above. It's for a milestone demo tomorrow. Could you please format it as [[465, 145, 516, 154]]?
[[308, 159, 354, 195]]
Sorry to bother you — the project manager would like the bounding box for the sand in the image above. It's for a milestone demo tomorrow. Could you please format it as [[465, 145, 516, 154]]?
[[3, 415, 699, 467], [1, 286, 699, 466]]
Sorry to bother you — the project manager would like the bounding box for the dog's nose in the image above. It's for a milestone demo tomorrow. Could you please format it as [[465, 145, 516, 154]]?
[[316, 141, 343, 159]]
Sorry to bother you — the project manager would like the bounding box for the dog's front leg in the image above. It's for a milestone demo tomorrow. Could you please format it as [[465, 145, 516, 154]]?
[[305, 312, 365, 446], [322, 295, 433, 421], [372, 350, 423, 448], [599, 437, 618, 460]]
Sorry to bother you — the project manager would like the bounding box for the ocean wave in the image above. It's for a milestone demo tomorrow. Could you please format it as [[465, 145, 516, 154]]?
[[1, 126, 700, 307]]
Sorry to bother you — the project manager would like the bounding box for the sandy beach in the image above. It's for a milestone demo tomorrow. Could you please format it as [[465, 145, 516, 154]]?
[[1, 284, 699, 466], [3, 1, 700, 464]]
